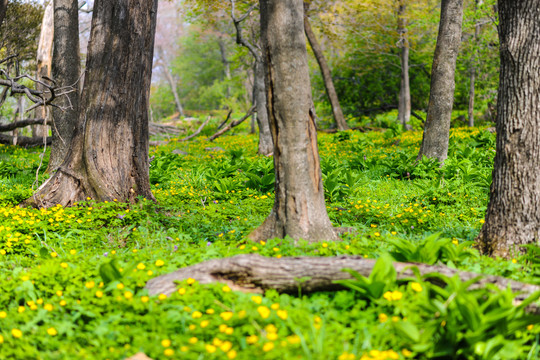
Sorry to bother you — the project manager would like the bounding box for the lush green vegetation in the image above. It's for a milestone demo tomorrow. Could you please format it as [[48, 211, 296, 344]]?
[[0, 117, 538, 359]]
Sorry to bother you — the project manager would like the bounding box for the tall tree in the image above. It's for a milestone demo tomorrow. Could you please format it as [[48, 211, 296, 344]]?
[[26, 0, 158, 207], [416, 0, 464, 163], [476, 0, 540, 257], [156, 46, 185, 117], [48, 0, 80, 171], [397, 0, 412, 130], [249, 0, 337, 243], [303, 2, 349, 131], [467, 0, 484, 127], [0, 0, 8, 29]]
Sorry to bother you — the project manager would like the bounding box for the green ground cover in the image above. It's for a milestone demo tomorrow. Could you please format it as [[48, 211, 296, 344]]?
[[0, 123, 538, 359]]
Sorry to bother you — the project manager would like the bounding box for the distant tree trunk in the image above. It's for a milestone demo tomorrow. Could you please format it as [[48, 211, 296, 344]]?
[[468, 0, 483, 127], [416, 0, 464, 163], [157, 46, 184, 117], [476, 0, 540, 257], [34, 1, 54, 138], [25, 0, 158, 208], [249, 0, 338, 243], [0, 0, 8, 29], [303, 3, 348, 131], [48, 0, 80, 172], [218, 38, 232, 98], [397, 1, 412, 130]]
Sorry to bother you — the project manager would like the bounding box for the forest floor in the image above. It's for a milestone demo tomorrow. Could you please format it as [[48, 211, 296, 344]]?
[[0, 117, 538, 359]]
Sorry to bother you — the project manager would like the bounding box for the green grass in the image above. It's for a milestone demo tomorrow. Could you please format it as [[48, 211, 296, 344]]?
[[0, 122, 538, 360]]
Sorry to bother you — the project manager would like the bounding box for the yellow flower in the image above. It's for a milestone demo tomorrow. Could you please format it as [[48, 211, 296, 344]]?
[[391, 290, 403, 300], [47, 328, 58, 336], [205, 344, 217, 353], [246, 335, 259, 344], [164, 348, 174, 357], [402, 348, 413, 357], [0, 335, 3, 344], [411, 282, 423, 292], [85, 281, 95, 289], [0, 311, 7, 318], [124, 291, 133, 299], [177, 288, 186, 295], [225, 327, 234, 335], [70, 249, 76, 255], [59, 300, 67, 306], [222, 285, 231, 292], [322, 242, 328, 248], [200, 320, 210, 328], [192, 311, 202, 319], [227, 350, 237, 359], [137, 263, 146, 270], [251, 295, 262, 304], [263, 342, 275, 352], [512, 258, 517, 264], [116, 283, 124, 290], [379, 313, 388, 323], [51, 252, 58, 258], [158, 293, 167, 301], [220, 341, 232, 352], [527, 324, 534, 331], [257, 306, 271, 319], [188, 337, 198, 344], [220, 311, 233, 321], [161, 339, 171, 347], [155, 259, 165, 267], [44, 303, 53, 311], [187, 278, 196, 285], [11, 329, 22, 338], [141, 296, 149, 303], [60, 262, 68, 269], [206, 308, 215, 314], [95, 291, 103, 298], [267, 333, 278, 341], [17, 306, 25, 313], [287, 335, 301, 345], [271, 303, 280, 310]]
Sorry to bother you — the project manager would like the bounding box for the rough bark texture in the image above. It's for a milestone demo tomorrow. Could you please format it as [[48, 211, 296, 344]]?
[[303, 6, 349, 131], [417, 0, 464, 163], [48, 0, 80, 172], [0, 0, 8, 29], [34, 1, 54, 138], [476, 0, 540, 257], [25, 0, 158, 208], [468, 0, 483, 127], [249, 0, 338, 243], [157, 46, 184, 117], [397, 1, 412, 131], [146, 254, 540, 314]]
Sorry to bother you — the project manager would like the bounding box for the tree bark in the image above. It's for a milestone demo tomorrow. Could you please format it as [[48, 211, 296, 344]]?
[[416, 0, 464, 163], [397, 1, 412, 131], [476, 0, 540, 257], [0, 0, 8, 29], [249, 0, 338, 243], [303, 5, 349, 131], [218, 38, 232, 98], [24, 0, 158, 208], [145, 254, 540, 314], [48, 0, 80, 172], [468, 0, 483, 127], [34, 1, 54, 138], [157, 46, 184, 117]]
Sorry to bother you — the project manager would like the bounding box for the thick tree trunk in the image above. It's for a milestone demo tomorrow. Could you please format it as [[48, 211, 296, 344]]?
[[0, 0, 8, 29], [476, 0, 540, 257], [34, 1, 54, 138], [397, 1, 412, 131], [303, 8, 349, 131], [157, 46, 184, 117], [416, 0, 464, 163], [254, 59, 273, 155], [145, 254, 540, 314], [48, 0, 80, 172], [468, 0, 483, 127], [25, 0, 158, 208], [249, 0, 338, 243]]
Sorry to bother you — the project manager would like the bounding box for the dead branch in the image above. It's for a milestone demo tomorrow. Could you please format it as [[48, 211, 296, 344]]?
[[177, 116, 211, 142], [146, 254, 540, 314], [148, 122, 181, 137], [0, 133, 51, 147], [217, 109, 233, 130], [208, 106, 255, 142], [230, 0, 261, 61], [0, 118, 45, 132]]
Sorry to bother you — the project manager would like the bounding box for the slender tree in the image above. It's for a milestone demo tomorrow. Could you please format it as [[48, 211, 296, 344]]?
[[26, 0, 158, 207], [476, 0, 540, 257], [156, 46, 185, 117], [417, 0, 464, 163], [303, 2, 349, 131], [249, 0, 338, 243], [397, 0, 412, 130], [48, 0, 80, 171], [467, 0, 484, 127]]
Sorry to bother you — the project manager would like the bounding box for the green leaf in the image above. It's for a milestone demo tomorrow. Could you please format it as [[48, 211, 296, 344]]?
[[99, 259, 122, 284]]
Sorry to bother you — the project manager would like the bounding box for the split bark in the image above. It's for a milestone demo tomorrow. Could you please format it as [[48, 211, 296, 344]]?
[[303, 3, 349, 131], [416, 0, 464, 163], [476, 0, 540, 257], [48, 0, 80, 172], [249, 0, 338, 243], [146, 254, 540, 314]]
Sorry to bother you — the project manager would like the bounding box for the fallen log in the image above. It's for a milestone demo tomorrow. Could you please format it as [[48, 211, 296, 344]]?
[[146, 254, 540, 314], [177, 116, 211, 142], [0, 118, 45, 132], [148, 122, 181, 136], [0, 133, 51, 147], [208, 106, 255, 142]]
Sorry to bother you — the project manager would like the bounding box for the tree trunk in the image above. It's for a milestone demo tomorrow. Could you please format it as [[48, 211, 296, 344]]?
[[34, 1, 54, 138], [145, 254, 540, 314], [218, 38, 232, 98], [25, 0, 158, 208], [468, 0, 483, 128], [397, 1, 412, 131], [416, 0, 464, 163], [0, 0, 8, 29], [157, 46, 184, 117], [476, 0, 540, 257], [254, 59, 273, 155], [249, 0, 338, 243], [303, 6, 349, 131], [48, 0, 80, 172]]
